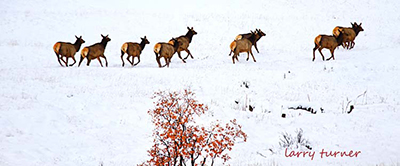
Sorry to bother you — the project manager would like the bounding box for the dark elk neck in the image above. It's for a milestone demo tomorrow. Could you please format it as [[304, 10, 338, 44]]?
[[100, 39, 109, 48], [185, 31, 195, 43], [139, 41, 147, 50], [74, 40, 83, 51], [354, 28, 361, 36]]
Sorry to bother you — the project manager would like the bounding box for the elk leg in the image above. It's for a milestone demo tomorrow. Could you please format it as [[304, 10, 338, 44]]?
[[183, 49, 193, 60], [318, 48, 325, 61], [346, 41, 351, 49], [55, 53, 64, 67], [249, 49, 256, 62], [133, 57, 140, 66], [235, 52, 239, 61], [161, 57, 168, 67], [350, 41, 355, 49], [86, 58, 91, 66], [167, 57, 172, 67], [312, 46, 317, 61], [228, 50, 233, 56], [156, 56, 162, 68], [177, 51, 186, 63], [121, 51, 125, 67], [342, 42, 347, 49], [78, 56, 85, 67], [59, 56, 67, 67], [97, 57, 103, 67], [254, 43, 260, 53], [69, 57, 77, 67], [102, 54, 108, 67], [65, 57, 69, 67], [327, 49, 335, 60], [127, 55, 133, 66]]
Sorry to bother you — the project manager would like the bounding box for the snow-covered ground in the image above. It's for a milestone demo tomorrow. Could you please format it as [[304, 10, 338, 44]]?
[[1, 0, 400, 165]]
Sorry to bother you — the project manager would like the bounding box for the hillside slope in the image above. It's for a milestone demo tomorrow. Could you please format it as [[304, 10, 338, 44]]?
[[1, 0, 400, 165]]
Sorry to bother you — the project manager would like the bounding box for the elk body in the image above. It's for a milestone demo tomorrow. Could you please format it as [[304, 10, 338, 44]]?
[[53, 35, 85, 67], [229, 28, 266, 56], [154, 38, 180, 68], [78, 34, 111, 67], [229, 32, 258, 64], [312, 29, 345, 61], [169, 27, 197, 63], [120, 36, 150, 67], [332, 22, 364, 49]]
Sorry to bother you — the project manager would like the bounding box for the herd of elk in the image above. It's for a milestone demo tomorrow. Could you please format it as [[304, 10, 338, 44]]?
[[332, 22, 364, 49], [313, 29, 345, 61], [52, 23, 364, 67], [228, 28, 266, 64], [229, 31, 258, 64], [78, 34, 111, 67], [169, 27, 198, 63], [230, 28, 266, 56], [313, 22, 364, 61], [154, 38, 180, 68]]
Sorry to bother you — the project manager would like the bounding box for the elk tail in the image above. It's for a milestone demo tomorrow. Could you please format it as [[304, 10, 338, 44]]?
[[154, 43, 161, 57], [159, 45, 163, 57], [235, 35, 242, 41], [81, 47, 89, 59], [314, 35, 322, 47], [121, 43, 128, 55], [230, 41, 237, 52], [53, 42, 61, 55]]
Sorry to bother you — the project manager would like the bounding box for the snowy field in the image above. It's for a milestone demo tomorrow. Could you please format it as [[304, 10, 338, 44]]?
[[1, 0, 400, 165]]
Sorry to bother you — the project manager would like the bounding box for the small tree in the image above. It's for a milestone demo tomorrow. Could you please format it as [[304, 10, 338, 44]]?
[[139, 89, 247, 166]]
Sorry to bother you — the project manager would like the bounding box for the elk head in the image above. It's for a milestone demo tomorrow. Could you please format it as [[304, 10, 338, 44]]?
[[187, 27, 198, 35], [141, 36, 150, 44], [256, 29, 266, 36], [75, 35, 85, 44], [101, 34, 111, 42]]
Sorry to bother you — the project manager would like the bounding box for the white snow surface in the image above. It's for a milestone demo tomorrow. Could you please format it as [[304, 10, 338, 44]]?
[[1, 0, 400, 165]]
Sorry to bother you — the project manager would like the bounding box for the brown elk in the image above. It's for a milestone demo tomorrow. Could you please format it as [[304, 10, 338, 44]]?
[[53, 35, 85, 67], [169, 27, 197, 63], [332, 22, 364, 49], [229, 31, 258, 64], [78, 34, 111, 67], [120, 36, 150, 67], [312, 29, 345, 61], [229, 28, 266, 56], [154, 38, 180, 68]]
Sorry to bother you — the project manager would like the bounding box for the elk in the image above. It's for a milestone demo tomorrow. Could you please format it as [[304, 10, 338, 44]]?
[[78, 34, 111, 67], [53, 35, 85, 67], [332, 22, 364, 49], [312, 29, 345, 61], [229, 31, 258, 64], [169, 27, 197, 63], [229, 28, 266, 56], [154, 38, 180, 68], [120, 36, 150, 67]]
